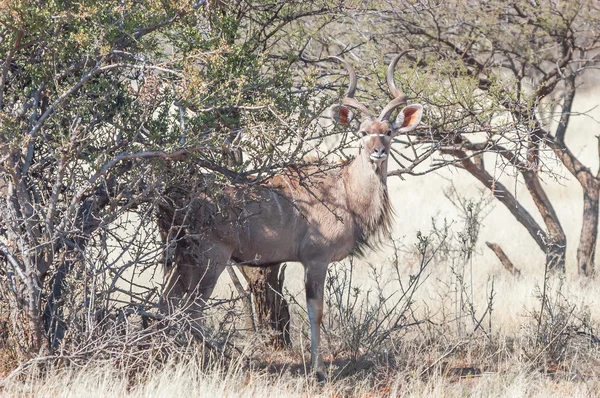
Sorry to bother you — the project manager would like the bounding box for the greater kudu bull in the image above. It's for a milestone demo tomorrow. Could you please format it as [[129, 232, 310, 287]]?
[[158, 53, 423, 381]]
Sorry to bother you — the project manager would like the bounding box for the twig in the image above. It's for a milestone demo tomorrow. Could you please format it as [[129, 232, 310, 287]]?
[[485, 241, 521, 277], [419, 340, 466, 378]]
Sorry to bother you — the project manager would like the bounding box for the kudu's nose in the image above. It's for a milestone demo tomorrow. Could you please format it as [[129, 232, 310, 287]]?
[[370, 146, 387, 162]]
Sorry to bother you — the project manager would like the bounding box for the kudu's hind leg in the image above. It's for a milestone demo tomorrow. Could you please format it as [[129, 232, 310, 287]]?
[[304, 262, 328, 382], [162, 241, 231, 319]]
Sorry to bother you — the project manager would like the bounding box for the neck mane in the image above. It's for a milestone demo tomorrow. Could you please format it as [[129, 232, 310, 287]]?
[[344, 153, 393, 256]]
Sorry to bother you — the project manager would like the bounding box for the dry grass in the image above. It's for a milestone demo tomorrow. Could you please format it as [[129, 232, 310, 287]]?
[[0, 340, 598, 398]]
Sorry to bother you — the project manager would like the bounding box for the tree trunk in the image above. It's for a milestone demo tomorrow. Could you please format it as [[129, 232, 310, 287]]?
[[548, 141, 600, 277], [443, 148, 564, 270], [239, 264, 291, 347], [577, 177, 599, 276], [521, 171, 566, 272]]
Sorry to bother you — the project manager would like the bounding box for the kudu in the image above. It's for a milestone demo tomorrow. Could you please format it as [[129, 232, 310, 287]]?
[[158, 53, 423, 380]]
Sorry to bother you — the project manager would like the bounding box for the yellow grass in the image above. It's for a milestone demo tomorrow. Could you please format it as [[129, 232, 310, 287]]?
[[1, 352, 598, 398]]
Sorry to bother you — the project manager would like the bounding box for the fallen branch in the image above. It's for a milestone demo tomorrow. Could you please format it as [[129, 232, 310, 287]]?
[[486, 241, 521, 277]]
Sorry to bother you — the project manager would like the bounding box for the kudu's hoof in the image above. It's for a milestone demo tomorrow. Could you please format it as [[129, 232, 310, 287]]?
[[315, 370, 327, 383]]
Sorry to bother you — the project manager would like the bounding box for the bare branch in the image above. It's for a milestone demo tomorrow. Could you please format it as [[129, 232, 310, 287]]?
[[553, 74, 576, 146], [486, 241, 521, 277], [441, 147, 548, 251], [0, 241, 26, 282]]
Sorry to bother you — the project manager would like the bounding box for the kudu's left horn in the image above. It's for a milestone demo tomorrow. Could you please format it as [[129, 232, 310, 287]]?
[[328, 56, 372, 118], [379, 50, 412, 121]]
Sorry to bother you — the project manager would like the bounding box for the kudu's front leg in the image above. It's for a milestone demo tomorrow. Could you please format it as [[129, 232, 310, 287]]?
[[304, 262, 328, 382]]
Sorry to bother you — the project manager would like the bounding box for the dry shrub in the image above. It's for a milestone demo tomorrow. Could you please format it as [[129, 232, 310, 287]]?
[[0, 314, 19, 377], [523, 272, 600, 375]]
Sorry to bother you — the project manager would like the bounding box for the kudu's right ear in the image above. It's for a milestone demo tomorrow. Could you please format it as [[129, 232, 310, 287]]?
[[330, 104, 355, 125], [394, 104, 423, 134]]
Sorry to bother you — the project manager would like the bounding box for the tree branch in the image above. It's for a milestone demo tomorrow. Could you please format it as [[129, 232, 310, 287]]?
[[442, 148, 548, 250], [0, 241, 26, 282], [486, 242, 521, 277], [554, 74, 576, 146]]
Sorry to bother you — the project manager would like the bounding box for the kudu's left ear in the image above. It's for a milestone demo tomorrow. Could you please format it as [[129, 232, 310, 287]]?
[[393, 104, 423, 134], [330, 104, 355, 125]]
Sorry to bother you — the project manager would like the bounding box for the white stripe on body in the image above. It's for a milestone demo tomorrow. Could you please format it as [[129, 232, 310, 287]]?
[[282, 176, 297, 229]]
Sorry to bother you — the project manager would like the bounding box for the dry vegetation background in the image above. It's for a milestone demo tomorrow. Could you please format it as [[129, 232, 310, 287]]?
[[1, 1, 600, 397]]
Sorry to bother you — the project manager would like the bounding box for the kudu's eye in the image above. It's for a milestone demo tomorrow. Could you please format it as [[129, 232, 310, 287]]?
[[385, 129, 392, 136], [360, 131, 367, 137]]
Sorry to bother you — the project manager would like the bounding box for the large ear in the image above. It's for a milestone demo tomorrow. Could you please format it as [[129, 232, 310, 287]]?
[[394, 104, 423, 134], [330, 104, 355, 125]]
